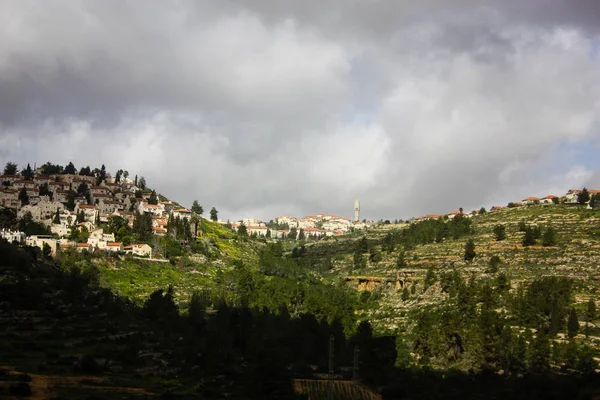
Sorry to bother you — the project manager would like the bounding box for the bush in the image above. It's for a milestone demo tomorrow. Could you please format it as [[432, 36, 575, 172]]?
[[487, 256, 501, 273], [492, 225, 506, 241]]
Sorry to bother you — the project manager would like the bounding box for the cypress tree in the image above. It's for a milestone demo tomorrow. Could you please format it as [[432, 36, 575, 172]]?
[[568, 308, 579, 339]]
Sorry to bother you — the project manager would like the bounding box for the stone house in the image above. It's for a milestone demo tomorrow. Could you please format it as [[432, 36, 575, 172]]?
[[26, 235, 57, 256], [125, 243, 153, 257]]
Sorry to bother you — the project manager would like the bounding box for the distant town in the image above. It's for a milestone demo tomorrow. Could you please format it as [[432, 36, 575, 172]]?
[[1, 161, 599, 259]]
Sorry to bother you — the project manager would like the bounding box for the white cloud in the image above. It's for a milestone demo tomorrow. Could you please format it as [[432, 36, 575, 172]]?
[[0, 1, 599, 221]]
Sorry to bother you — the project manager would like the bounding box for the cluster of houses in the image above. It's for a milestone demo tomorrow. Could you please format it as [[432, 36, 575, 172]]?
[[0, 170, 195, 257], [223, 213, 367, 238], [413, 188, 600, 222]]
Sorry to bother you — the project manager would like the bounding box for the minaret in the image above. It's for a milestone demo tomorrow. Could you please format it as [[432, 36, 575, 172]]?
[[354, 199, 360, 222]]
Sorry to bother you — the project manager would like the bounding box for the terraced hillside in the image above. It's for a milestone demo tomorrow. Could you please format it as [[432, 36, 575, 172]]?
[[302, 205, 600, 335]]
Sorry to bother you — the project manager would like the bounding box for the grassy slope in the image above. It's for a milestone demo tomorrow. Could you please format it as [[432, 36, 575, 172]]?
[[96, 219, 262, 306]]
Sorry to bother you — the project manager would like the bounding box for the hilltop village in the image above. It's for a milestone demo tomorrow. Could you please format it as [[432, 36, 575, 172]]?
[[1, 162, 599, 259], [0, 162, 368, 258]]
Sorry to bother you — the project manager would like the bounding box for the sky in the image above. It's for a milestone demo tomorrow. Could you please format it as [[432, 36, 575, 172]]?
[[1, 1, 600, 222]]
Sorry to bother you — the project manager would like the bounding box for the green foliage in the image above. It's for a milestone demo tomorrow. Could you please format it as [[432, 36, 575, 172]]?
[[52, 208, 61, 224], [18, 212, 50, 236], [21, 163, 34, 180], [133, 211, 153, 242], [210, 207, 218, 221], [40, 162, 63, 175], [578, 187, 590, 205], [542, 226, 557, 246], [191, 200, 203, 215], [395, 249, 406, 270], [516, 277, 573, 335], [238, 222, 248, 237], [3, 161, 18, 175], [487, 255, 501, 273], [479, 207, 487, 214], [492, 224, 506, 241], [368, 247, 382, 263], [18, 187, 29, 206], [464, 239, 476, 261], [424, 267, 436, 290], [147, 190, 158, 205], [42, 242, 52, 258], [567, 308, 579, 338], [522, 227, 537, 247], [63, 161, 76, 175], [401, 287, 410, 301]]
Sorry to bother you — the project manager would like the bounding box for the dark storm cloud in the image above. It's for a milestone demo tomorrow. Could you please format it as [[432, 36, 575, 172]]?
[[0, 0, 599, 220]]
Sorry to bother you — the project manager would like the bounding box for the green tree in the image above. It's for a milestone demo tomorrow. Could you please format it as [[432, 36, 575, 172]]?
[[147, 190, 158, 205], [288, 227, 297, 240], [488, 255, 501, 273], [586, 299, 596, 337], [63, 161, 76, 175], [567, 308, 579, 339], [238, 222, 248, 237], [138, 176, 146, 190], [424, 267, 436, 289], [3, 162, 18, 175], [578, 187, 590, 205], [493, 224, 506, 241], [353, 251, 366, 269], [479, 207, 487, 214], [191, 200, 203, 215], [357, 236, 369, 253], [18, 187, 29, 206], [522, 227, 536, 247], [529, 331, 551, 374], [464, 239, 476, 261], [95, 164, 107, 185], [395, 249, 406, 270], [22, 163, 34, 180], [42, 242, 52, 258], [298, 228, 305, 240], [209, 207, 218, 222], [542, 226, 556, 247], [52, 208, 61, 224], [401, 287, 410, 301]]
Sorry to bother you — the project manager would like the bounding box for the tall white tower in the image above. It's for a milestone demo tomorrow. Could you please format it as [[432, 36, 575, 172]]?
[[354, 199, 360, 222]]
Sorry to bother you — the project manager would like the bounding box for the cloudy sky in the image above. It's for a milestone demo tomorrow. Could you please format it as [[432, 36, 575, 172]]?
[[1, 1, 599, 221]]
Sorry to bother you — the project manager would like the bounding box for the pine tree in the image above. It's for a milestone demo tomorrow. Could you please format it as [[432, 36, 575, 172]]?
[[22, 163, 34, 180], [568, 308, 579, 339], [3, 162, 17, 175], [191, 200, 203, 215], [210, 207, 218, 222], [395, 250, 406, 270], [464, 239, 476, 261], [578, 187, 590, 205], [148, 190, 158, 205]]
